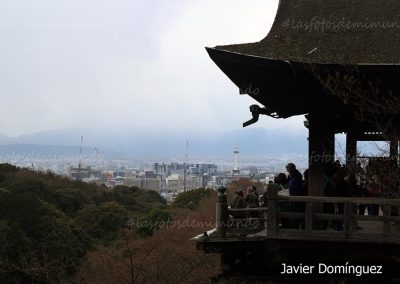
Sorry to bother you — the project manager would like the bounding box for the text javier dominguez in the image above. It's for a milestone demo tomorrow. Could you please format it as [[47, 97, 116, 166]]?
[[281, 263, 383, 277]]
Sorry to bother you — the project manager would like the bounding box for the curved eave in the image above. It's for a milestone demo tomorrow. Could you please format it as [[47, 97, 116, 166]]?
[[207, 47, 400, 121], [206, 47, 347, 119]]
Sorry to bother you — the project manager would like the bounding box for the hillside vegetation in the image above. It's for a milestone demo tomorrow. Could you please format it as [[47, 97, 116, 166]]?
[[0, 164, 219, 283]]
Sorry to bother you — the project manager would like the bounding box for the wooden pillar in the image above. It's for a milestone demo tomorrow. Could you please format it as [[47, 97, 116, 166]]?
[[346, 132, 357, 170], [390, 141, 399, 166], [308, 116, 335, 196], [267, 186, 278, 236]]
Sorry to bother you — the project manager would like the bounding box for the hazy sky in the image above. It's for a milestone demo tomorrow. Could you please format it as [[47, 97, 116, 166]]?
[[0, 0, 305, 136]]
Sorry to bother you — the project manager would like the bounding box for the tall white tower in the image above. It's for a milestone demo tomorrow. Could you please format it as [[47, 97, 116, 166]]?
[[233, 145, 240, 175]]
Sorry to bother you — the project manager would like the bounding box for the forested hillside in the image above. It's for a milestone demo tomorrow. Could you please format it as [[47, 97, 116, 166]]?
[[0, 164, 221, 283]]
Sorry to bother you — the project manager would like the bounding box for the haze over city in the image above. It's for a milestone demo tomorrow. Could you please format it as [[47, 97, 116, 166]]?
[[0, 0, 311, 138]]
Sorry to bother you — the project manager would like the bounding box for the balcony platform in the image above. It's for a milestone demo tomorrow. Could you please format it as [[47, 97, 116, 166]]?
[[191, 188, 400, 282]]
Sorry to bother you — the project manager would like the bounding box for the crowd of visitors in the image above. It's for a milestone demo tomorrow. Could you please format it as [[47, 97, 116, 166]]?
[[228, 160, 397, 231]]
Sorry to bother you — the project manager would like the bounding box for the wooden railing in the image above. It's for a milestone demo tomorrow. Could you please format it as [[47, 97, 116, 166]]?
[[216, 187, 400, 243]]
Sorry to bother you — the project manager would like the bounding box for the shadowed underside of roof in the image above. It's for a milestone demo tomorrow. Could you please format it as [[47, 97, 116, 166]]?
[[216, 0, 400, 64]]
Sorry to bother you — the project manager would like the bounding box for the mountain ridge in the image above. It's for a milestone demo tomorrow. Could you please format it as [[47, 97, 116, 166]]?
[[0, 127, 309, 157]]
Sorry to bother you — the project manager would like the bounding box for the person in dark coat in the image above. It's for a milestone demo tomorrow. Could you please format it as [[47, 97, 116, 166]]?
[[286, 163, 303, 196], [245, 186, 259, 218], [230, 189, 247, 219], [286, 163, 304, 228], [252, 185, 259, 198]]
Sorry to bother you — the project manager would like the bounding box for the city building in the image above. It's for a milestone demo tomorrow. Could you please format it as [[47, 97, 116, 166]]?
[[70, 166, 102, 182], [165, 174, 202, 192], [142, 177, 162, 191], [166, 174, 181, 192], [189, 163, 218, 176]]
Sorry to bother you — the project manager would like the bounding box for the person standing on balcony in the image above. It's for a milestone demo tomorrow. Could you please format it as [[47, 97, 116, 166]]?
[[286, 163, 303, 196], [251, 185, 259, 199], [286, 163, 304, 228], [245, 186, 259, 218], [229, 189, 247, 219]]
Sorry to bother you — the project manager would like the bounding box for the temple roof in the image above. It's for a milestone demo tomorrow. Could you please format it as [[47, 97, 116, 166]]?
[[216, 0, 400, 64]]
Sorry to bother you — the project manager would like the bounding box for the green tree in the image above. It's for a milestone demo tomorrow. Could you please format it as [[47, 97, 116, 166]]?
[[0, 220, 35, 283], [113, 185, 166, 212], [172, 188, 214, 209], [75, 202, 129, 241], [136, 208, 172, 237], [0, 191, 90, 282]]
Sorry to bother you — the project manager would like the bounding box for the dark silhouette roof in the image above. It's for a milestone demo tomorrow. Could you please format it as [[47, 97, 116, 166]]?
[[216, 0, 400, 64]]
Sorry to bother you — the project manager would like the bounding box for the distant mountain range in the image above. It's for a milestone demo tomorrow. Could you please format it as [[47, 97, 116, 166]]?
[[0, 127, 309, 158]]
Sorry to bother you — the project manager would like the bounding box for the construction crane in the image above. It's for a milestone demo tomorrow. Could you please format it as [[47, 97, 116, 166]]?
[[94, 147, 100, 167], [183, 141, 188, 192], [94, 147, 106, 171], [78, 136, 83, 169]]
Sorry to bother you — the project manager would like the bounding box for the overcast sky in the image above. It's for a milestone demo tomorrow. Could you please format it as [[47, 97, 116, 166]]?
[[0, 0, 306, 137]]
